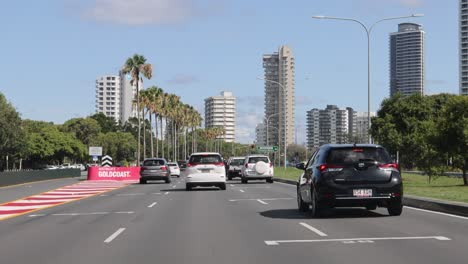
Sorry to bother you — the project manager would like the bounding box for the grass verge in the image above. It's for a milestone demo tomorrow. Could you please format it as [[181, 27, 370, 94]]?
[[274, 168, 468, 203]]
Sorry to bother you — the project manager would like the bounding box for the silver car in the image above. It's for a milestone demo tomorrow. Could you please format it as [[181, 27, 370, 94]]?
[[140, 158, 171, 184], [227, 156, 245, 180], [241, 155, 274, 184]]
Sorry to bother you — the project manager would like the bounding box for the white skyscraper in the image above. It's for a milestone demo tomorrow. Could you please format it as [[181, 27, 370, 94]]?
[[460, 0, 468, 95], [95, 75, 121, 122], [204, 91, 236, 142], [255, 123, 266, 146], [263, 45, 295, 148]]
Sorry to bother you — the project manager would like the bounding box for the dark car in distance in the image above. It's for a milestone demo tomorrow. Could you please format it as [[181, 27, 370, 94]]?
[[296, 144, 403, 217], [140, 158, 171, 184]]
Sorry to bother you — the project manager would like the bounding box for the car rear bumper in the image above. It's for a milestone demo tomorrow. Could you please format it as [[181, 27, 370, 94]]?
[[140, 173, 170, 180], [243, 172, 272, 179], [185, 173, 226, 183]]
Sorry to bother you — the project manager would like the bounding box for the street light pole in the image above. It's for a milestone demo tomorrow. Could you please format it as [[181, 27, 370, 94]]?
[[264, 112, 280, 146], [257, 77, 287, 169], [312, 14, 423, 143]]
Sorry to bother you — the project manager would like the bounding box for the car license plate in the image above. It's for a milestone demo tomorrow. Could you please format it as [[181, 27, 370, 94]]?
[[201, 169, 210, 173], [353, 189, 373, 197]]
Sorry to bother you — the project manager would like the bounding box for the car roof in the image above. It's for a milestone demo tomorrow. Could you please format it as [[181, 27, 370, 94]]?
[[190, 152, 221, 156], [230, 156, 245, 159], [246, 155, 269, 158]]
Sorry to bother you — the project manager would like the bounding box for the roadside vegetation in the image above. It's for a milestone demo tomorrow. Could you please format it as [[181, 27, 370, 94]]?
[[274, 167, 468, 203]]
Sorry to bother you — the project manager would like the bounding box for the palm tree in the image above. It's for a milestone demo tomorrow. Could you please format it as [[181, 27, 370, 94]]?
[[122, 54, 152, 164]]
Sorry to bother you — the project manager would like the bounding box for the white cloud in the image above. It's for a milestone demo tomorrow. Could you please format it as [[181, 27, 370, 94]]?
[[83, 0, 195, 25]]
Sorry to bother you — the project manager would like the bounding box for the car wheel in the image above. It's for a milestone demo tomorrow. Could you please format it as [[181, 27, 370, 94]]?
[[228, 176, 232, 181], [139, 179, 147, 184], [220, 183, 226, 190], [297, 188, 309, 212], [186, 184, 192, 191], [165, 178, 171, 184], [387, 199, 403, 216], [266, 178, 274, 183], [241, 178, 248, 184], [311, 188, 322, 218], [366, 204, 377, 210]]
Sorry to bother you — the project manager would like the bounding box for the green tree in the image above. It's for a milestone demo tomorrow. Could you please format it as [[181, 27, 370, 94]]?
[[89, 113, 120, 133], [437, 96, 468, 185], [287, 144, 307, 163], [23, 120, 86, 166], [0, 92, 25, 170], [95, 132, 137, 163], [61, 117, 101, 145]]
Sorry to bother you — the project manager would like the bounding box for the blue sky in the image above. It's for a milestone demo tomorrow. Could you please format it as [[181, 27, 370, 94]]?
[[0, 0, 459, 143]]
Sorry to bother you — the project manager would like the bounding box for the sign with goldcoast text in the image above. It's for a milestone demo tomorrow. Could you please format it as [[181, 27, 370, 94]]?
[[87, 166, 141, 181]]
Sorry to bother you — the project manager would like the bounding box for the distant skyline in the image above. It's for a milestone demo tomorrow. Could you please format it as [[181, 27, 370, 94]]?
[[0, 0, 459, 144]]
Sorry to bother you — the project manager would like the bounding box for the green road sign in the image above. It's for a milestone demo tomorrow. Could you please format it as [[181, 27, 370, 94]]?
[[256, 146, 278, 152]]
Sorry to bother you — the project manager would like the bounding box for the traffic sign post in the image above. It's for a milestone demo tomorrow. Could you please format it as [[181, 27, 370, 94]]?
[[256, 146, 278, 152]]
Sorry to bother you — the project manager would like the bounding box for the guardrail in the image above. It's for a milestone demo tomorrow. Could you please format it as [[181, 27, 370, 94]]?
[[0, 169, 81, 187]]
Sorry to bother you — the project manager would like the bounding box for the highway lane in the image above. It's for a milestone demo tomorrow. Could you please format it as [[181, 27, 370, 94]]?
[[0, 177, 466, 264]]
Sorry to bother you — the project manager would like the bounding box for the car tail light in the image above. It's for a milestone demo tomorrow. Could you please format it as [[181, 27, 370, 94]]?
[[214, 162, 225, 167], [140, 167, 145, 172], [319, 164, 344, 172], [379, 163, 399, 170], [187, 163, 195, 167], [270, 163, 273, 167], [245, 163, 248, 168], [160, 166, 167, 171]]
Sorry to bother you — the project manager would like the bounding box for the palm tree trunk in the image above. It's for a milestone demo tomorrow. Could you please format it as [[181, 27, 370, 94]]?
[[150, 112, 154, 158], [136, 82, 141, 164], [155, 113, 159, 157], [160, 116, 164, 159], [165, 118, 169, 160], [143, 109, 146, 160], [184, 128, 187, 160]]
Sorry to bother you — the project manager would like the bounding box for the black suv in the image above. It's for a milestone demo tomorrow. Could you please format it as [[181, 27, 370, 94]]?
[[296, 144, 403, 216]]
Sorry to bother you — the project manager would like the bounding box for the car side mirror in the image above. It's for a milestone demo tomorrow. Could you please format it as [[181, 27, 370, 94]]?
[[295, 162, 306, 170]]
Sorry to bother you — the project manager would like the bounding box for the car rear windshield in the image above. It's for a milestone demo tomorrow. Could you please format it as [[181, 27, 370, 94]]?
[[143, 159, 165, 166], [189, 154, 222, 164], [248, 157, 269, 163], [326, 147, 392, 164], [230, 159, 244, 166], [167, 163, 178, 167]]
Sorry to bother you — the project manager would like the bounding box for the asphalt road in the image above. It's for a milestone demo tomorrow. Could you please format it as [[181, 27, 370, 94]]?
[[0, 176, 467, 264]]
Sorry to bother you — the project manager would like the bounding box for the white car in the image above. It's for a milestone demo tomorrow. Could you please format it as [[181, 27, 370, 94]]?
[[185, 152, 226, 191], [167, 162, 181, 177], [241, 155, 274, 184]]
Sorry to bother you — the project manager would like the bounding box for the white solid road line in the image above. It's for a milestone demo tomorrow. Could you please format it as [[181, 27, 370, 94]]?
[[264, 236, 451, 246], [104, 228, 126, 243], [404, 206, 468, 220], [29, 212, 134, 217], [164, 192, 169, 195], [299, 222, 328, 237], [239, 190, 245, 193], [257, 199, 268, 205], [148, 202, 157, 208]]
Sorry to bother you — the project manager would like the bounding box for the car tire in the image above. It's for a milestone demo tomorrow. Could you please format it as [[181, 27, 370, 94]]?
[[387, 199, 403, 216], [311, 188, 322, 218], [228, 176, 232, 181], [266, 178, 274, 183], [139, 179, 147, 184], [297, 189, 309, 212], [165, 178, 171, 184], [241, 178, 248, 184], [220, 183, 226, 190], [186, 184, 192, 191], [366, 204, 377, 210]]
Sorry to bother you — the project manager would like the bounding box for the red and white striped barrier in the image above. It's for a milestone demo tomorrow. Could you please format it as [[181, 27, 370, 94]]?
[[0, 181, 128, 221]]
